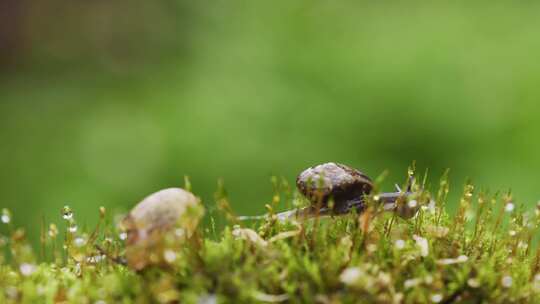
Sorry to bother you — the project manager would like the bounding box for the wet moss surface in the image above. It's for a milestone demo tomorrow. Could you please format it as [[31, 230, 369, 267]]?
[[1, 171, 540, 303]]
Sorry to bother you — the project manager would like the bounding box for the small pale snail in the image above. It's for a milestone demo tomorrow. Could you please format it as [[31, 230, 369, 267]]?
[[120, 188, 204, 270], [240, 162, 417, 221]]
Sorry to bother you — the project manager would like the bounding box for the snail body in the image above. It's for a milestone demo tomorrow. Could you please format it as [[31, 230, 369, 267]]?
[[239, 162, 416, 221]]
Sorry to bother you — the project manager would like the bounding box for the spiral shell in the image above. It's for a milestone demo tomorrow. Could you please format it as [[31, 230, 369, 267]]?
[[296, 163, 373, 211]]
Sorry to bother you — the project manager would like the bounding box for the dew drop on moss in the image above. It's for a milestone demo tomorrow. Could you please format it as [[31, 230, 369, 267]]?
[[74, 237, 86, 247], [19, 263, 36, 276], [164, 250, 177, 263], [430, 294, 443, 303], [68, 225, 78, 233], [1, 209, 11, 224], [62, 206, 73, 220], [502, 276, 513, 288], [48, 224, 58, 237]]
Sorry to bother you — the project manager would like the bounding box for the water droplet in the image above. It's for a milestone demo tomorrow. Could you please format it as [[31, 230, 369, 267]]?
[[430, 294, 443, 303], [340, 267, 363, 285], [99, 206, 106, 218], [394, 239, 405, 250], [465, 210, 475, 222], [19, 263, 36, 276], [74, 237, 86, 247], [505, 203, 515, 213], [467, 278, 480, 288], [457, 255, 468, 263], [1, 215, 10, 224], [501, 275, 513, 288], [86, 255, 104, 264], [413, 235, 429, 257], [198, 294, 217, 304], [62, 206, 73, 220], [48, 224, 58, 238], [74, 263, 81, 276], [119, 232, 127, 240], [68, 225, 78, 233], [437, 255, 468, 265], [404, 278, 421, 289], [163, 249, 177, 263], [518, 241, 528, 250], [1, 209, 11, 224], [175, 228, 185, 238], [423, 200, 436, 213]]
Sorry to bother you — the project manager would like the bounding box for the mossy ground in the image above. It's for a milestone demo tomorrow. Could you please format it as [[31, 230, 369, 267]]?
[[1, 171, 540, 303]]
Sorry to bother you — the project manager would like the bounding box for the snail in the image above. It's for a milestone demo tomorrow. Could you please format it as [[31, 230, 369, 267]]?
[[296, 162, 374, 215], [120, 188, 204, 270], [239, 162, 417, 221]]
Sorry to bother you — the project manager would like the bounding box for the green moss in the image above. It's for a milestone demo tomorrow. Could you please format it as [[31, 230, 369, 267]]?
[[1, 172, 540, 303]]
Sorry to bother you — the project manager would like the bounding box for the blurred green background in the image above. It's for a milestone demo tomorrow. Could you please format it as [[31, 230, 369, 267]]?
[[2, 1, 540, 243]]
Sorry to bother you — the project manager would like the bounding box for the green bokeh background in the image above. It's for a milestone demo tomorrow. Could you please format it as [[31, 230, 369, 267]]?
[[2, 1, 540, 243]]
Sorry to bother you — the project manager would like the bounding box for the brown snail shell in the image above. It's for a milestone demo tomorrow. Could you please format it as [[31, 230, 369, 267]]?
[[296, 162, 373, 213], [121, 188, 203, 270], [237, 162, 417, 221]]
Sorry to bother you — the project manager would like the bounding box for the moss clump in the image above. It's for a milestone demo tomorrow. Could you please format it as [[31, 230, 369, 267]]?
[[1, 171, 540, 303]]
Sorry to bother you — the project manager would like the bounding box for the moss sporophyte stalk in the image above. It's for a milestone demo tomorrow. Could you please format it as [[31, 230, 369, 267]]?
[[1, 163, 540, 303]]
